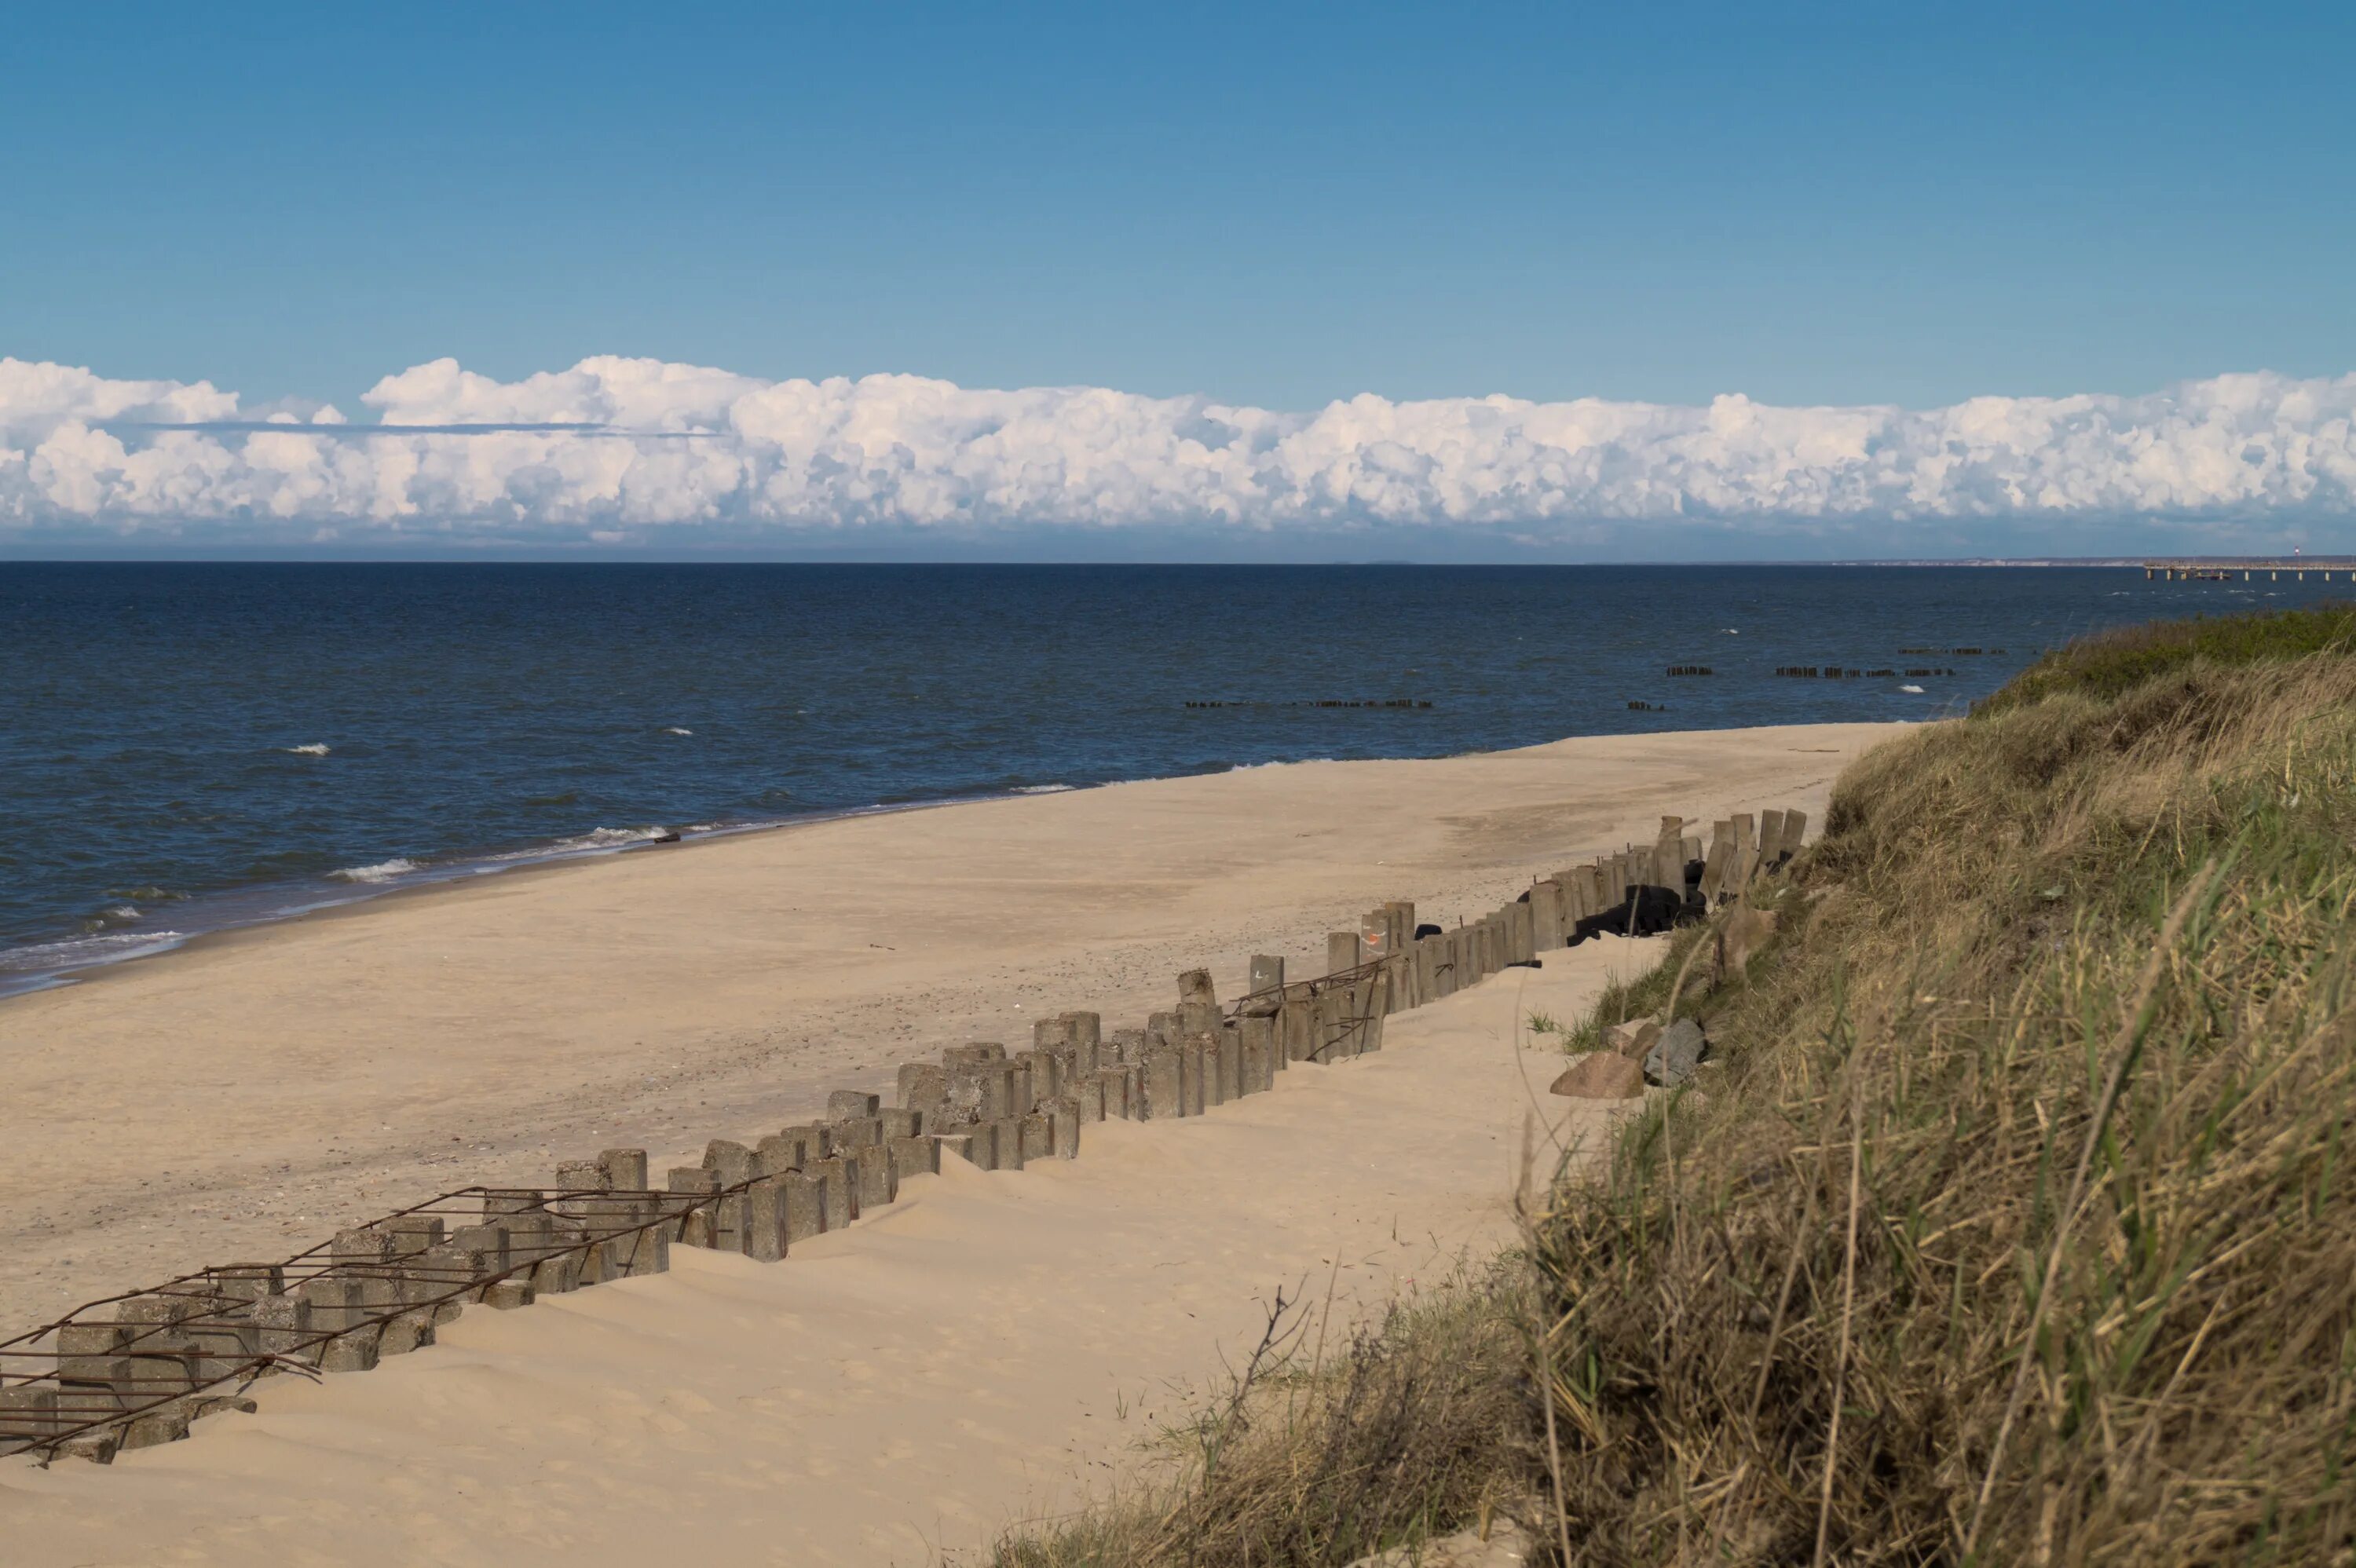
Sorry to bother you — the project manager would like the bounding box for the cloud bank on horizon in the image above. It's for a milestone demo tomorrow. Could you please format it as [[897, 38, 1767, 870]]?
[[4, 354, 2354, 551]]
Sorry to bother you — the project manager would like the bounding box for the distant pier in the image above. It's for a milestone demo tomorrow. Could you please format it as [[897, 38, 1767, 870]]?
[[2144, 559, 2356, 582]]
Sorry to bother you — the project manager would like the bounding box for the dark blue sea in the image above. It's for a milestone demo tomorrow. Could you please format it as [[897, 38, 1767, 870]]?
[[1, 562, 2337, 995]]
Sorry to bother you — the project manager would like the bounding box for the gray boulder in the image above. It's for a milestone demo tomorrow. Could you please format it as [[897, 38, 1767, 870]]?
[[1644, 1018, 1708, 1087]]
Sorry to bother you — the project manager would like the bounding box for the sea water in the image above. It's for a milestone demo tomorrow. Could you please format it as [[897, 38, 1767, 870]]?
[[1, 561, 2336, 993]]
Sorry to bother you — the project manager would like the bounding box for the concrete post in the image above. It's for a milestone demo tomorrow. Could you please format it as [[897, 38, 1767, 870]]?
[[807, 1157, 854, 1224], [598, 1149, 649, 1190], [1508, 901, 1535, 963], [1758, 808, 1787, 868], [1528, 880, 1564, 950], [828, 1091, 881, 1123], [742, 1179, 787, 1262], [1326, 930, 1362, 977], [1248, 954, 1285, 1005], [1279, 987, 1315, 1061], [888, 1135, 939, 1184], [993, 1117, 1028, 1170], [1239, 1012, 1277, 1092], [1216, 1021, 1242, 1101], [880, 1107, 924, 1139], [668, 1168, 721, 1244], [953, 1122, 996, 1171], [703, 1139, 757, 1186], [1781, 809, 1808, 858], [779, 1172, 827, 1241], [1069, 1074, 1107, 1122], [854, 1149, 896, 1212], [1178, 967, 1218, 1007], [1358, 911, 1390, 970]]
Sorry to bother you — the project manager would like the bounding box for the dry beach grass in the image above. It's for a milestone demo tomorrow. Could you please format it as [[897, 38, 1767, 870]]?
[[997, 606, 2356, 1565]]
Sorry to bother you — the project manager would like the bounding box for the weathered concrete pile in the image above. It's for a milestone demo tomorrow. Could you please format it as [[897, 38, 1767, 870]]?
[[0, 804, 1809, 1466]]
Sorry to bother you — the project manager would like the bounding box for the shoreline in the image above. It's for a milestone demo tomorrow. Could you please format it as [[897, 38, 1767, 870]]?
[[0, 721, 1901, 1335]]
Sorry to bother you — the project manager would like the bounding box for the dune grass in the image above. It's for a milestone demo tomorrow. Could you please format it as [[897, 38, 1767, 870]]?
[[996, 611, 2356, 1564]]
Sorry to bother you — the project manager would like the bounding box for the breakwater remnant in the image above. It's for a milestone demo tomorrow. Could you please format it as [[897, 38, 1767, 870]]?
[[1774, 666, 1955, 678], [0, 799, 1811, 1466]]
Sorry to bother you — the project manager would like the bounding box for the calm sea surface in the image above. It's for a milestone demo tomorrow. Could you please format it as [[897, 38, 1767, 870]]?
[[1, 562, 2337, 993]]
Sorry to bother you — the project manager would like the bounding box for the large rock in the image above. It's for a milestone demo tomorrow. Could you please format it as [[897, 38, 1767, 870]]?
[[1644, 1018, 1708, 1087], [1549, 1052, 1644, 1099], [1604, 1018, 1662, 1060]]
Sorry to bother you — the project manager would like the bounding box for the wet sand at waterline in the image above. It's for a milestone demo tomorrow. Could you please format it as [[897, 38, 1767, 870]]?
[[0, 722, 1894, 1355]]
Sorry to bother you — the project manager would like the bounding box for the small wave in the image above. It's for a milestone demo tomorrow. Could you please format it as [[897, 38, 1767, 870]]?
[[1012, 784, 1074, 795], [0, 929, 189, 976], [661, 726, 693, 736], [104, 904, 139, 921], [331, 857, 420, 883], [1899, 684, 1926, 693], [283, 743, 331, 756]]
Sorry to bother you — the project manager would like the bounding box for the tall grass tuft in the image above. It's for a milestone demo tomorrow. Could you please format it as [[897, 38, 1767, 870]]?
[[1533, 649, 2356, 1563]]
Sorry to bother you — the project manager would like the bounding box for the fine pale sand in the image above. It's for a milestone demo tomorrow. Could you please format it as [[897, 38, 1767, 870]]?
[[0, 722, 1900, 1564]]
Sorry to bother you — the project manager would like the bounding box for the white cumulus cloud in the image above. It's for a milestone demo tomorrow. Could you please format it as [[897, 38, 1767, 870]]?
[[4, 354, 2354, 550]]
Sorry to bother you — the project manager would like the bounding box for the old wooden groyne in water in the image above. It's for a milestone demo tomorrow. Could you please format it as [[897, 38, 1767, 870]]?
[[2144, 557, 2356, 581]]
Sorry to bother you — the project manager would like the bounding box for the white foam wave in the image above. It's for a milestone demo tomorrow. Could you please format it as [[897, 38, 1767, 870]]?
[[283, 743, 331, 755], [103, 904, 137, 921], [0, 930, 189, 974], [661, 726, 693, 736], [331, 857, 420, 883], [1012, 784, 1074, 795], [1899, 684, 1926, 693]]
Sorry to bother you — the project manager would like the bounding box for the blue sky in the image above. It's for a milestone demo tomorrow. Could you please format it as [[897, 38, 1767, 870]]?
[[2, 2, 2353, 557]]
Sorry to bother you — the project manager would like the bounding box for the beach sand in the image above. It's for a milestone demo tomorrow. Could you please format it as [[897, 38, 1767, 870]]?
[[0, 722, 1895, 1334], [0, 722, 1898, 1563]]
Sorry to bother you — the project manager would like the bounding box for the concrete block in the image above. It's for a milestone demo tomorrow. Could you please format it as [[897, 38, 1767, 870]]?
[[807, 1158, 854, 1225], [1070, 1074, 1106, 1122], [1046, 1095, 1083, 1159], [880, 1106, 924, 1139], [598, 1149, 649, 1190], [1006, 1060, 1035, 1117], [1509, 901, 1536, 963], [530, 1250, 583, 1296], [319, 1328, 382, 1372], [385, 1217, 443, 1259], [1177, 967, 1218, 1007], [992, 1117, 1028, 1170], [1019, 1112, 1055, 1162], [833, 1115, 884, 1150], [1244, 955, 1285, 1013], [1326, 930, 1362, 976], [483, 1280, 535, 1310], [1182, 1037, 1209, 1114], [53, 1321, 132, 1386], [0, 1384, 59, 1453], [898, 1062, 947, 1110], [668, 1167, 722, 1244], [943, 1041, 1006, 1065], [943, 1124, 990, 1169], [554, 1159, 604, 1193], [1061, 1011, 1103, 1073], [702, 1139, 757, 1186], [1216, 1022, 1242, 1101], [250, 1293, 313, 1361], [828, 1091, 881, 1123], [621, 1202, 671, 1277], [1176, 1000, 1220, 1040], [57, 1430, 120, 1464], [1107, 1026, 1147, 1064], [120, 1404, 192, 1449], [379, 1310, 437, 1355], [1239, 1013, 1276, 1093], [742, 1180, 787, 1261], [1095, 1065, 1132, 1118], [887, 1135, 938, 1183], [852, 1149, 896, 1212], [1032, 1014, 1075, 1054], [1018, 1047, 1062, 1102], [1140, 1041, 1181, 1119], [782, 1171, 826, 1241], [1531, 879, 1565, 950], [755, 1133, 802, 1176]]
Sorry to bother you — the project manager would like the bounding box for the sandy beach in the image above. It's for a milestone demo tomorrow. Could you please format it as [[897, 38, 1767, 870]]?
[[2, 722, 1900, 1563], [0, 723, 1895, 1336]]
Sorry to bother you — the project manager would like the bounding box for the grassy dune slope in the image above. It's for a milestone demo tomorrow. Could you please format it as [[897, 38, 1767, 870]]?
[[999, 607, 2356, 1566]]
